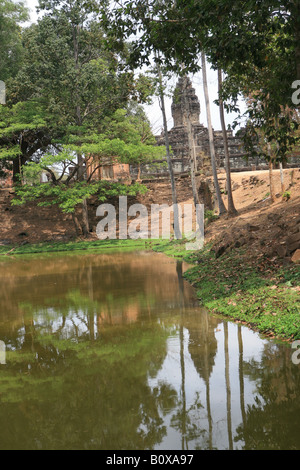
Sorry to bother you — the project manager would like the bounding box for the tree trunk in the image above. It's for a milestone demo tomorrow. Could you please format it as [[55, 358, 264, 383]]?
[[218, 69, 238, 216], [182, 75, 203, 235], [157, 64, 181, 239], [267, 143, 276, 203], [76, 149, 90, 237], [137, 163, 142, 182], [12, 156, 21, 184], [201, 53, 227, 215], [72, 212, 83, 236], [73, 23, 90, 238], [82, 198, 90, 237], [279, 162, 285, 193], [269, 161, 276, 203], [182, 76, 201, 208], [13, 154, 26, 184]]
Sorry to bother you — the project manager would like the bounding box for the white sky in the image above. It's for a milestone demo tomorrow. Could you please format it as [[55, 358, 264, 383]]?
[[24, 0, 246, 134]]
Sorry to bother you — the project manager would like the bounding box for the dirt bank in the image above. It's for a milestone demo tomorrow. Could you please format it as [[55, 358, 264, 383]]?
[[1, 169, 300, 266]]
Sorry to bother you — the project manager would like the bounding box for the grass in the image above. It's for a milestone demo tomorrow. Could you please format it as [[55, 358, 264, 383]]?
[[0, 238, 162, 256], [153, 240, 300, 342]]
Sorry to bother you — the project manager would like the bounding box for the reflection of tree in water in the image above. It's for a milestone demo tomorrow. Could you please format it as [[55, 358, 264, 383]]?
[[3, 255, 299, 449], [168, 261, 220, 450], [0, 253, 199, 450], [182, 312, 219, 450], [0, 310, 177, 450], [234, 342, 300, 450], [0, 252, 194, 326], [0, 253, 192, 450]]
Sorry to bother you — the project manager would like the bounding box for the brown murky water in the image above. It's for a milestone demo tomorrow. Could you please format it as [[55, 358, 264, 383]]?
[[0, 250, 299, 450]]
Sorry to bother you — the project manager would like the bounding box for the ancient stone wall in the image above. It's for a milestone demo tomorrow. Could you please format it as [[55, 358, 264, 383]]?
[[142, 76, 300, 178]]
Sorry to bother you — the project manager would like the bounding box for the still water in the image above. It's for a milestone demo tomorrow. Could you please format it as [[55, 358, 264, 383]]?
[[0, 250, 299, 450]]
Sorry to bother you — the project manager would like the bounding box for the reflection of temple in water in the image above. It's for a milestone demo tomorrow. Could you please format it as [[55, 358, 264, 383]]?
[[1, 252, 300, 450]]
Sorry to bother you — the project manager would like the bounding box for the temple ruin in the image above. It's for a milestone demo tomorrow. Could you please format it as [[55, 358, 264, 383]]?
[[139, 77, 300, 178]]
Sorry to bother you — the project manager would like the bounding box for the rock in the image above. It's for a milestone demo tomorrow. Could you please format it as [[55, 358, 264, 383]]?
[[291, 224, 300, 234], [249, 176, 259, 186], [286, 231, 300, 254], [212, 243, 230, 258], [19, 240, 29, 246], [291, 250, 300, 264], [289, 241, 300, 254], [0, 239, 12, 246], [274, 243, 287, 258], [287, 231, 300, 244], [18, 232, 29, 237], [246, 224, 260, 232], [238, 237, 247, 247]]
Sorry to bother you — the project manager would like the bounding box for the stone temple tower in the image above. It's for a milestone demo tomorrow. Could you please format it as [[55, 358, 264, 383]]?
[[171, 77, 201, 127], [156, 76, 252, 175], [155, 76, 211, 174]]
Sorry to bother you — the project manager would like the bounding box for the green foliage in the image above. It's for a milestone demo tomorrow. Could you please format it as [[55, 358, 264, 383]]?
[[204, 210, 218, 224], [0, 0, 158, 186], [9, 1, 155, 127], [0, 101, 49, 139], [282, 190, 291, 201], [103, 0, 300, 162], [0, 100, 52, 178], [12, 177, 147, 214], [0, 0, 29, 80]]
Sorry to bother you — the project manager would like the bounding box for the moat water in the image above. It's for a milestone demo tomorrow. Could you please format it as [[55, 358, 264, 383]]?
[[0, 250, 299, 450]]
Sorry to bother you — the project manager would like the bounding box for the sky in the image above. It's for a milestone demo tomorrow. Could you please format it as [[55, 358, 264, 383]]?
[[24, 0, 246, 135]]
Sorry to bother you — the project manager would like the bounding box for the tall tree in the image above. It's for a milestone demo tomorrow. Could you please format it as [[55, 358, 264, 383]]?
[[156, 63, 181, 239], [201, 53, 226, 215], [102, 0, 300, 165], [0, 0, 28, 81], [218, 69, 238, 216], [2, 0, 155, 235], [12, 123, 163, 236], [0, 101, 52, 183], [181, 75, 201, 210]]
